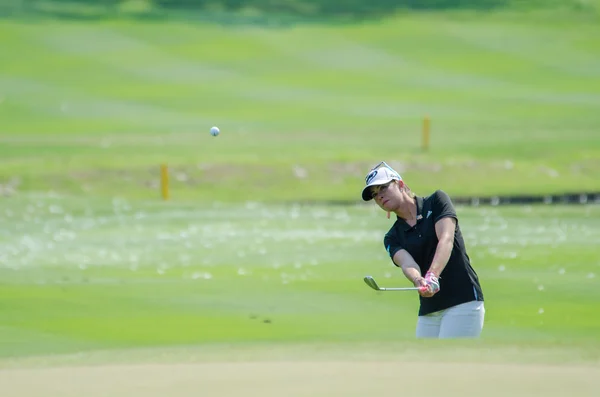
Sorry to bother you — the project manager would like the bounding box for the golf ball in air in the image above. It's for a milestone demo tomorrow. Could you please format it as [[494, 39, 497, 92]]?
[[210, 126, 220, 136]]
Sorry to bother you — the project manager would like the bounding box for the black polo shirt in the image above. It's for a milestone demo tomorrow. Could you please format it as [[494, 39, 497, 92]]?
[[384, 190, 484, 316]]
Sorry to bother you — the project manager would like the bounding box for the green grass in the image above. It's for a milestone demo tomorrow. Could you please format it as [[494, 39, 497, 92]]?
[[1, 195, 599, 363], [1, 8, 600, 369], [1, 9, 599, 201]]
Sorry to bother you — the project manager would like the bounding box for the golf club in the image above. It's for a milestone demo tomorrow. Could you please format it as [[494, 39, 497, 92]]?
[[363, 275, 421, 291]]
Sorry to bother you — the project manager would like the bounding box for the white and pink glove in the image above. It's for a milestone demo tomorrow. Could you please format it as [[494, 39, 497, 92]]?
[[424, 270, 440, 294]]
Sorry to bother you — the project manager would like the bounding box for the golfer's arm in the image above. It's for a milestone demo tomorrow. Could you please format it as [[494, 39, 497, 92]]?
[[392, 250, 423, 285], [429, 217, 456, 277]]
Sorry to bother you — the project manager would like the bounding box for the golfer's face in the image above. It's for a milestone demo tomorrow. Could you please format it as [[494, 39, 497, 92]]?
[[371, 181, 394, 209]]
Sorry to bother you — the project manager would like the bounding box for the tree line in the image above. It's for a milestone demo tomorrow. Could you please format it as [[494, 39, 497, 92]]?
[[8, 0, 511, 18]]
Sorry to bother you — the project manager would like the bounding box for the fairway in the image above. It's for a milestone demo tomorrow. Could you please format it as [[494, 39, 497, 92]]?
[[1, 7, 600, 201], [1, 2, 600, 396], [1, 197, 599, 364]]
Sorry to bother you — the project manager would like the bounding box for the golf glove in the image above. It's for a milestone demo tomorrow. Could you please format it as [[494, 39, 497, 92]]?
[[424, 271, 440, 294]]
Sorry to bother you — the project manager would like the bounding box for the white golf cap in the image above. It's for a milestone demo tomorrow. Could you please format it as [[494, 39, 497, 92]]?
[[361, 162, 402, 201]]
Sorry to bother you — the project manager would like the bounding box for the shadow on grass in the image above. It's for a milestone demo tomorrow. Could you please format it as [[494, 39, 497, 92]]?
[[0, 0, 512, 27]]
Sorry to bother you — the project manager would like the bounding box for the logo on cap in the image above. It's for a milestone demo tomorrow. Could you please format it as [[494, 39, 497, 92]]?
[[365, 170, 378, 185]]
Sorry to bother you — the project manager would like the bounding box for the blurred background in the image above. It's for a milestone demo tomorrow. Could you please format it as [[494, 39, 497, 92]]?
[[2, 0, 599, 203], [1, 1, 599, 395]]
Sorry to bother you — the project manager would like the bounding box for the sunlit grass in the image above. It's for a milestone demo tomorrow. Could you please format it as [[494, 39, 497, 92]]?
[[1, 195, 599, 360]]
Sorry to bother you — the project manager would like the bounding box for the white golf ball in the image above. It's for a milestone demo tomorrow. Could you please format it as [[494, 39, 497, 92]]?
[[210, 126, 220, 136]]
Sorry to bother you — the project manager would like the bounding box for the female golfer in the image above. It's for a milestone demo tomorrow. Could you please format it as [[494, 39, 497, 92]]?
[[361, 161, 485, 338]]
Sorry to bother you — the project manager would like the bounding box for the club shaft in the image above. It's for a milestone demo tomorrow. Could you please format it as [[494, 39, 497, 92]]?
[[378, 287, 419, 291], [364, 276, 420, 292]]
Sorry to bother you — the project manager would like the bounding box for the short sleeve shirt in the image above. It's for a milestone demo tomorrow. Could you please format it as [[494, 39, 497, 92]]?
[[384, 190, 484, 316]]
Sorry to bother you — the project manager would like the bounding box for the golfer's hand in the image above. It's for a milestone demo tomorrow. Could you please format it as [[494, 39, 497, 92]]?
[[424, 271, 440, 296], [413, 276, 434, 297]]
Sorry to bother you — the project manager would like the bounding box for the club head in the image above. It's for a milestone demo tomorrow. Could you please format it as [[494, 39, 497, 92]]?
[[363, 275, 381, 291]]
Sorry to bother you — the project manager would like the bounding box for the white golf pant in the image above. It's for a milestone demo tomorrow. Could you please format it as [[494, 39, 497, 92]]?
[[416, 300, 485, 339]]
